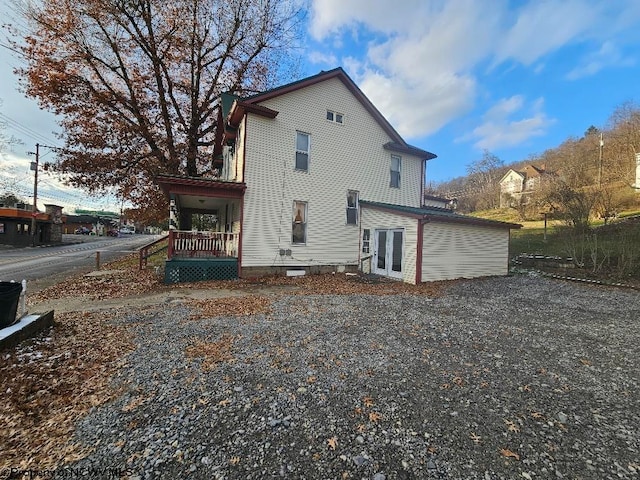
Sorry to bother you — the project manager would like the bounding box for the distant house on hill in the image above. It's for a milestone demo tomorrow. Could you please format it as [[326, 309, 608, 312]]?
[[499, 164, 550, 208], [423, 193, 457, 210]]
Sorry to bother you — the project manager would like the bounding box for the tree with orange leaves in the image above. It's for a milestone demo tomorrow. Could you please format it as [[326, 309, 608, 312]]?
[[9, 0, 301, 221]]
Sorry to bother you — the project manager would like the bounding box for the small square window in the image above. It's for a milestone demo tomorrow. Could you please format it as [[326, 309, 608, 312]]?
[[326, 110, 344, 124]]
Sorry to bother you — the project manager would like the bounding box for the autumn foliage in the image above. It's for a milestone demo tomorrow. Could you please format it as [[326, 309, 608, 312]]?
[[12, 0, 301, 219]]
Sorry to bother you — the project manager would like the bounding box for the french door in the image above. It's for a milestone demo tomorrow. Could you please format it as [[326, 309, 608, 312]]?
[[373, 229, 403, 279]]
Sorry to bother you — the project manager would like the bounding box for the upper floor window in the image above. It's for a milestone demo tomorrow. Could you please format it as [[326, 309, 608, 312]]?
[[346, 190, 359, 225], [292, 201, 307, 244], [390, 155, 401, 188], [326, 110, 344, 124], [295, 131, 310, 171]]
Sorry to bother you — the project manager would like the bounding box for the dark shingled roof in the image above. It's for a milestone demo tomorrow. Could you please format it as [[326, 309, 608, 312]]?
[[360, 201, 522, 229]]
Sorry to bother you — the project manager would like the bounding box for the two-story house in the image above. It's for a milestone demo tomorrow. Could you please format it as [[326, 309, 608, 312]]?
[[158, 68, 520, 284], [499, 164, 548, 207]]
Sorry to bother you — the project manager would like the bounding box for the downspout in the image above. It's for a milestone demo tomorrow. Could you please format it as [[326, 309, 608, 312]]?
[[238, 113, 248, 277], [415, 218, 428, 284], [238, 196, 244, 278]]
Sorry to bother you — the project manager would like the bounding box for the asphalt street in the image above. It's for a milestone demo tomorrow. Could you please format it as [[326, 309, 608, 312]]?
[[0, 234, 160, 291]]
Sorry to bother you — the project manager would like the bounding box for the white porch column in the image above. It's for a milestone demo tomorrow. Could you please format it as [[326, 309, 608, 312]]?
[[169, 199, 178, 230]]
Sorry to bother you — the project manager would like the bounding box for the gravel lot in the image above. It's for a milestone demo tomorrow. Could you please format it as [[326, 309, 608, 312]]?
[[64, 274, 639, 480]]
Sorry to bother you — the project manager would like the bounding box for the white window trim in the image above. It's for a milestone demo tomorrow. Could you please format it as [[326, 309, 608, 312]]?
[[346, 190, 359, 225], [295, 131, 310, 172], [292, 200, 308, 245], [390, 154, 401, 188], [326, 110, 344, 125]]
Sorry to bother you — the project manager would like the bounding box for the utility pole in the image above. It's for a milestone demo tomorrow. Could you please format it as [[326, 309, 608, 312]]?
[[28, 143, 40, 247], [598, 133, 604, 187]]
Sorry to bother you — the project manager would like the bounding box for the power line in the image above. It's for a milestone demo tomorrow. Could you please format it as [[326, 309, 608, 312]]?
[[0, 113, 60, 146]]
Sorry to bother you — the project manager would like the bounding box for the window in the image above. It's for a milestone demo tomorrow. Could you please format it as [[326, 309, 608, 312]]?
[[295, 132, 309, 171], [326, 110, 344, 124], [292, 201, 307, 244], [346, 190, 359, 225], [390, 154, 401, 188], [362, 229, 370, 254]]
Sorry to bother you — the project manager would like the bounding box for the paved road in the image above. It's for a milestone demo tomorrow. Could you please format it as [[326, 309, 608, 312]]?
[[0, 234, 161, 290]]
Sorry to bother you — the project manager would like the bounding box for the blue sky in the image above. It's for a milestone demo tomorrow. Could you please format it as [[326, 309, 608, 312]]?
[[302, 0, 640, 182], [2, 0, 640, 211]]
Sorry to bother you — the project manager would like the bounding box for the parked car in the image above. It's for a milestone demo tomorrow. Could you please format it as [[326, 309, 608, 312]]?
[[106, 229, 119, 237], [75, 227, 91, 235], [119, 226, 135, 234]]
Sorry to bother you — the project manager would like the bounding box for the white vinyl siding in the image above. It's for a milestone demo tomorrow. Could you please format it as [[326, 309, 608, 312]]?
[[421, 223, 510, 282], [241, 77, 423, 269], [360, 207, 417, 284]]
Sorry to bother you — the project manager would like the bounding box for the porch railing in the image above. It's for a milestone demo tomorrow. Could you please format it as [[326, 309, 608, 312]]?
[[139, 234, 169, 270], [168, 230, 239, 259]]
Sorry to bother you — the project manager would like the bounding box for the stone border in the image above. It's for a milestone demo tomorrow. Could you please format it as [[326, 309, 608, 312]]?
[[0, 310, 54, 351]]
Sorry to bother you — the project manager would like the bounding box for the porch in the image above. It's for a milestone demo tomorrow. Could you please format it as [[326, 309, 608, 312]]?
[[164, 230, 239, 283], [156, 175, 245, 284]]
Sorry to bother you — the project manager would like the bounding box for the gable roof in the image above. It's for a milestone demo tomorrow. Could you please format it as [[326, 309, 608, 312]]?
[[499, 169, 526, 184], [360, 201, 521, 229], [227, 67, 437, 161]]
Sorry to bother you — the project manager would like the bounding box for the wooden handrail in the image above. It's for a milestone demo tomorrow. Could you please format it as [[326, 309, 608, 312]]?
[[139, 234, 169, 270]]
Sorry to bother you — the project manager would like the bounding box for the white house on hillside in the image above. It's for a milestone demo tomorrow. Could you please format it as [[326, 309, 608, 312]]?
[[158, 68, 520, 284], [499, 164, 549, 208]]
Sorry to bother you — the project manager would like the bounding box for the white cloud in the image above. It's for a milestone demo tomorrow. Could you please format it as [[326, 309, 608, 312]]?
[[307, 0, 640, 141], [462, 96, 555, 150], [494, 0, 603, 66], [566, 41, 635, 80], [307, 51, 338, 66]]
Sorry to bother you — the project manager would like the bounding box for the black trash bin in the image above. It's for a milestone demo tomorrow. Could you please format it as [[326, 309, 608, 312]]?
[[0, 282, 23, 328]]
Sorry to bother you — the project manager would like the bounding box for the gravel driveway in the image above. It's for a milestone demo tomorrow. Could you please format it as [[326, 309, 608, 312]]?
[[69, 274, 639, 480]]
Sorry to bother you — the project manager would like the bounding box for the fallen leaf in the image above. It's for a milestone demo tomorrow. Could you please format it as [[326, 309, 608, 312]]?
[[327, 437, 338, 450], [504, 419, 520, 433], [470, 432, 482, 444], [363, 396, 374, 408], [368, 412, 382, 423], [500, 448, 520, 460], [229, 456, 240, 465]]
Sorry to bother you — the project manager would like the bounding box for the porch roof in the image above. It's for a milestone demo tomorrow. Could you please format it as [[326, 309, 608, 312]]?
[[157, 174, 246, 198], [157, 174, 246, 212], [360, 201, 522, 229]]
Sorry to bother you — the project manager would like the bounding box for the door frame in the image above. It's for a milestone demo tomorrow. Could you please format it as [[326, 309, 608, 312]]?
[[373, 228, 404, 279]]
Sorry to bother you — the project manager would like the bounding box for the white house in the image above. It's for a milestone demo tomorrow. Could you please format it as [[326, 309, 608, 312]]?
[[499, 164, 548, 207], [158, 68, 520, 284]]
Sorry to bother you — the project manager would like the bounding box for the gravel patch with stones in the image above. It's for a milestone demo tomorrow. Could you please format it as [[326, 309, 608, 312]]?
[[68, 274, 639, 479]]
